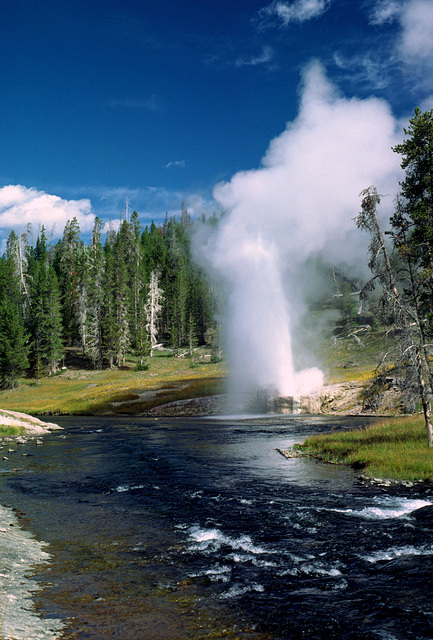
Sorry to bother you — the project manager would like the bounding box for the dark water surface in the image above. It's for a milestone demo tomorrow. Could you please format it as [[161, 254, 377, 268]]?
[[2, 415, 433, 640]]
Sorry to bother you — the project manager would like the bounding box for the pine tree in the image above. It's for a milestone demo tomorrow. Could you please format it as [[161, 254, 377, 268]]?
[[164, 219, 189, 347], [128, 211, 149, 366], [188, 310, 198, 365], [55, 217, 82, 345], [6, 228, 31, 315], [85, 217, 105, 368], [27, 228, 64, 377], [0, 207, 221, 374], [391, 107, 433, 330], [102, 236, 118, 368], [113, 226, 131, 367], [0, 256, 29, 388]]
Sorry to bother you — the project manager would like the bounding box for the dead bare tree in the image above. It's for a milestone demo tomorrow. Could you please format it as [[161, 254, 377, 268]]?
[[356, 186, 433, 446]]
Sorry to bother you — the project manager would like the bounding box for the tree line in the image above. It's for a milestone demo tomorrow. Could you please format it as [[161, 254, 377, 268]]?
[[0, 206, 220, 388]]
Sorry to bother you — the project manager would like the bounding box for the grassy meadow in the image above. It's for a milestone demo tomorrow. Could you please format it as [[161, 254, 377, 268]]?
[[0, 325, 398, 418], [0, 324, 387, 417], [0, 348, 227, 416], [295, 416, 433, 482]]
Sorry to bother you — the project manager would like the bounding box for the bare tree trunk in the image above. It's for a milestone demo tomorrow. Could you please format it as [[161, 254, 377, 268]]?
[[416, 347, 433, 447]]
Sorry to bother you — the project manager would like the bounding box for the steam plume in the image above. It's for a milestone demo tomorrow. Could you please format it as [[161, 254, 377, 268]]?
[[200, 61, 403, 399]]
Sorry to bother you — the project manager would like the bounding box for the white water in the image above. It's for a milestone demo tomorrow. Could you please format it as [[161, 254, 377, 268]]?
[[363, 545, 433, 563], [329, 496, 432, 520]]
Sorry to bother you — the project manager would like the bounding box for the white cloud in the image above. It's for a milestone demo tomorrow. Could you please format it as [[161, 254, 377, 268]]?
[[333, 52, 391, 90], [200, 61, 403, 397], [165, 160, 186, 168], [367, 0, 433, 82], [397, 0, 433, 63], [257, 0, 332, 28], [235, 45, 274, 67], [0, 185, 95, 239], [420, 95, 433, 111], [369, 0, 401, 25]]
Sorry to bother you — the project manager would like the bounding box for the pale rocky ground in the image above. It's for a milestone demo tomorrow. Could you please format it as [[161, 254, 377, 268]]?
[[0, 505, 65, 640], [145, 380, 407, 417], [145, 382, 369, 416], [0, 409, 62, 434]]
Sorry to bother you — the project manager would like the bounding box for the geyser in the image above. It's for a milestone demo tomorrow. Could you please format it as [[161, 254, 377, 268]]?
[[196, 61, 402, 404], [212, 230, 323, 398]]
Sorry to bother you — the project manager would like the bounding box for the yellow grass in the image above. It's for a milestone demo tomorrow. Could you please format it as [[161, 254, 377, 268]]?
[[0, 351, 227, 416]]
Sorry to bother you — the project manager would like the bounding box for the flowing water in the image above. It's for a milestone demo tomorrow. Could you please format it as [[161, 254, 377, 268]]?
[[2, 414, 433, 640]]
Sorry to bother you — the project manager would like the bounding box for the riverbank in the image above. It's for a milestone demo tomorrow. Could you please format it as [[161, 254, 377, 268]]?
[[281, 415, 433, 483], [0, 413, 63, 640], [0, 349, 227, 417], [0, 409, 62, 435], [0, 504, 64, 640]]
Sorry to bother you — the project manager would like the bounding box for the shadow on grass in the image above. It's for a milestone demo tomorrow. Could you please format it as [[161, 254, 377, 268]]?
[[87, 376, 226, 416]]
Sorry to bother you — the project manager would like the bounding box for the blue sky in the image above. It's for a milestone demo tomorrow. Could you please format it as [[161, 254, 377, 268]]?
[[0, 0, 432, 243]]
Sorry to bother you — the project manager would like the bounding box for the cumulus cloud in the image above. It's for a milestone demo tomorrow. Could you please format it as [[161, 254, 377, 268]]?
[[0, 185, 95, 239], [199, 61, 403, 398], [257, 0, 332, 28]]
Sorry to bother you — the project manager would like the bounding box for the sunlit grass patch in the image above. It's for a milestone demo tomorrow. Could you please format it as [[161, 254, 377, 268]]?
[[0, 350, 227, 416], [296, 416, 433, 481], [0, 424, 26, 437], [321, 328, 396, 385]]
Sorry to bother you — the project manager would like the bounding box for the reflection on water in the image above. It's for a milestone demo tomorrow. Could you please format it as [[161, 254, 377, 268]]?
[[1, 415, 433, 639]]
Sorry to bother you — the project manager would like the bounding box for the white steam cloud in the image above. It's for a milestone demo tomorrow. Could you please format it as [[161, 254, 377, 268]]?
[[200, 61, 403, 399], [397, 0, 433, 64], [369, 0, 433, 81], [0, 185, 95, 240]]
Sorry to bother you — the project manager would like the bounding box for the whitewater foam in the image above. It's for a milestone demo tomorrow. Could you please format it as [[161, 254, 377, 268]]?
[[363, 544, 433, 564], [187, 526, 267, 555], [329, 496, 432, 520]]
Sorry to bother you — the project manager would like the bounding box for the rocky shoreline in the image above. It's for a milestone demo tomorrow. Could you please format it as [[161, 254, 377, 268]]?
[[0, 411, 63, 640], [0, 409, 62, 435], [144, 382, 369, 417]]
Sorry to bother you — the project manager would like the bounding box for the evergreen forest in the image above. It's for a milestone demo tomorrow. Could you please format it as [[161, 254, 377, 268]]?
[[0, 206, 221, 388]]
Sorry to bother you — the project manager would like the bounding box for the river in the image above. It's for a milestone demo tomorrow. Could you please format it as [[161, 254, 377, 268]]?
[[1, 414, 433, 640]]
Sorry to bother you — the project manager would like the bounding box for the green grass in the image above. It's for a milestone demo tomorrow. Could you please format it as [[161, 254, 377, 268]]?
[[0, 349, 227, 416], [0, 424, 25, 437], [295, 416, 433, 482]]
